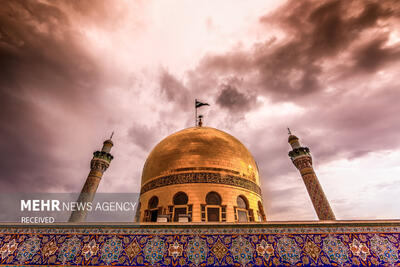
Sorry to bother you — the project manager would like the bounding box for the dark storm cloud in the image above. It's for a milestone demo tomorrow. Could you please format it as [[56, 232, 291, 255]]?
[[216, 84, 257, 113], [160, 51, 255, 115], [0, 1, 109, 192], [0, 0, 105, 106], [189, 0, 400, 103], [261, 0, 399, 98], [159, 69, 191, 110], [352, 35, 400, 72], [275, 0, 392, 58], [187, 0, 400, 163]]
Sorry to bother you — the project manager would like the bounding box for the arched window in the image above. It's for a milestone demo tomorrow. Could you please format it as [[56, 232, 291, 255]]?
[[206, 192, 221, 205], [171, 192, 191, 222], [173, 192, 188, 205], [148, 196, 159, 209], [145, 196, 159, 222], [202, 192, 225, 222], [236, 195, 249, 222], [237, 196, 248, 209]]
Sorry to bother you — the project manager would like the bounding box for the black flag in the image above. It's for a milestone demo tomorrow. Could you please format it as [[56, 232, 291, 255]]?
[[195, 100, 209, 108]]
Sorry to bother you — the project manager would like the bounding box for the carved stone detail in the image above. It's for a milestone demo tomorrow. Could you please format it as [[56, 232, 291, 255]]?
[[90, 159, 109, 172], [293, 156, 313, 170]]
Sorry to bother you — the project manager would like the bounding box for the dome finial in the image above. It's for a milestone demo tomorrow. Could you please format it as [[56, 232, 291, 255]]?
[[195, 99, 209, 126], [198, 115, 203, 127]]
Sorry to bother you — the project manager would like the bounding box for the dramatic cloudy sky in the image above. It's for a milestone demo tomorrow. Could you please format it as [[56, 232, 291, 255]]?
[[1, 0, 399, 221]]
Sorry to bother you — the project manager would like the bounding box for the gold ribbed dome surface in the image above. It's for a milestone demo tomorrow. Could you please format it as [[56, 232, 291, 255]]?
[[141, 127, 260, 186]]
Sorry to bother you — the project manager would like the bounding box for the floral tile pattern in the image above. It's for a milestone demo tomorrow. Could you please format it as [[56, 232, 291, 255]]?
[[41, 238, 58, 260], [0, 224, 398, 266], [276, 236, 301, 265], [322, 236, 349, 264], [82, 239, 98, 260], [370, 234, 399, 263], [256, 239, 274, 261], [168, 240, 182, 260], [186, 235, 208, 266], [144, 236, 166, 265], [350, 238, 370, 261], [16, 236, 41, 263], [57, 236, 81, 264], [230, 235, 254, 266], [100, 236, 122, 265], [303, 238, 321, 263], [0, 239, 18, 260]]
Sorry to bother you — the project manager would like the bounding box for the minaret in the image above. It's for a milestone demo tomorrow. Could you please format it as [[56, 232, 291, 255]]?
[[68, 134, 114, 222], [288, 129, 335, 220]]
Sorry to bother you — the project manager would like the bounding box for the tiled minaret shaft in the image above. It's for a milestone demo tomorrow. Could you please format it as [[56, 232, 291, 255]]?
[[288, 134, 335, 220], [68, 137, 114, 222]]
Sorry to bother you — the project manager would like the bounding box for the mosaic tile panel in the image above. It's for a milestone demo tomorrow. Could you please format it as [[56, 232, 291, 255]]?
[[0, 223, 399, 266]]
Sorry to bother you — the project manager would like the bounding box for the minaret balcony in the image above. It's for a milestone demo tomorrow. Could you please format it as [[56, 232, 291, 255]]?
[[93, 150, 114, 162], [288, 147, 310, 160]]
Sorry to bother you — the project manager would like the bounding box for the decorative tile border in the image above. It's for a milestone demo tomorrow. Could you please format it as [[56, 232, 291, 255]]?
[[0, 222, 399, 266]]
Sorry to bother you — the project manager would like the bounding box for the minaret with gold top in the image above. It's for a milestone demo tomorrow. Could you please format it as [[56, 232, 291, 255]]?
[[288, 129, 335, 220], [69, 134, 114, 222]]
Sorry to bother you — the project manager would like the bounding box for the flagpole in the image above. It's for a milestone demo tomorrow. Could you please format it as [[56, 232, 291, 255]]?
[[195, 99, 197, 127]]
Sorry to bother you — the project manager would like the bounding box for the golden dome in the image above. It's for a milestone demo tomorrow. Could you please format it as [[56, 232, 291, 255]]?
[[141, 127, 260, 186]]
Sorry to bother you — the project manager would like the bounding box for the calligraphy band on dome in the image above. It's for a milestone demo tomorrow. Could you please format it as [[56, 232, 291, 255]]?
[[140, 171, 262, 195]]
